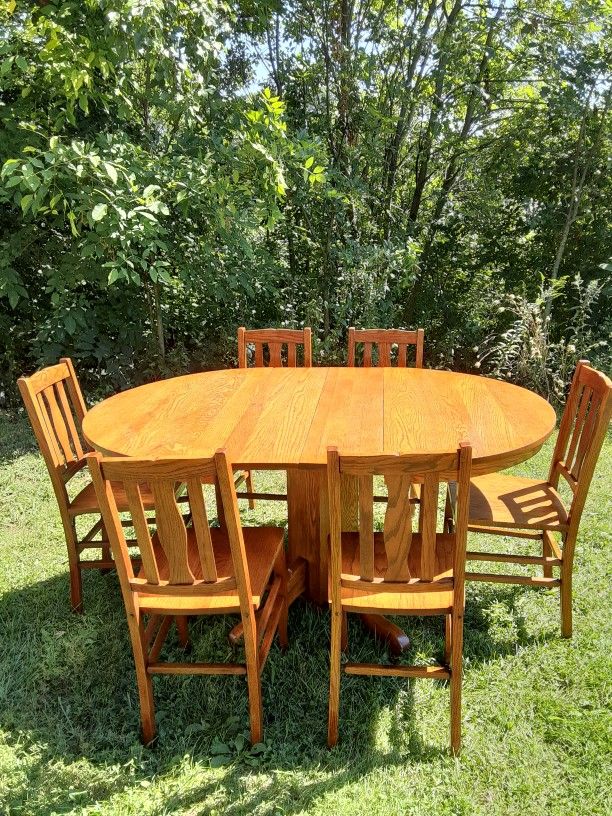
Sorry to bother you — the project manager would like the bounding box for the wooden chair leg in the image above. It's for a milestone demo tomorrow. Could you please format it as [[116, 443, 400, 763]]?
[[328, 606, 343, 747], [66, 521, 83, 613], [560, 565, 572, 638], [100, 521, 113, 575], [542, 534, 553, 579], [243, 615, 263, 744], [275, 554, 289, 650], [341, 611, 348, 653], [444, 614, 452, 666], [449, 606, 464, 755], [128, 613, 156, 745], [246, 470, 256, 510], [175, 616, 190, 648]]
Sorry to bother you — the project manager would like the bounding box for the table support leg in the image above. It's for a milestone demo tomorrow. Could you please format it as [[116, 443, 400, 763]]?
[[359, 614, 411, 656]]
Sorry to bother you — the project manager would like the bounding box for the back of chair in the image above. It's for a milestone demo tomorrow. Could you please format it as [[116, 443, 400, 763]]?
[[237, 327, 312, 368], [327, 445, 472, 596], [347, 328, 424, 368], [549, 360, 612, 529], [18, 358, 88, 487], [88, 451, 254, 604]]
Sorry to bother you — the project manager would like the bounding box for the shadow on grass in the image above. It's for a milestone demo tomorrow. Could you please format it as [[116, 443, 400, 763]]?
[[0, 413, 38, 465], [0, 552, 559, 815]]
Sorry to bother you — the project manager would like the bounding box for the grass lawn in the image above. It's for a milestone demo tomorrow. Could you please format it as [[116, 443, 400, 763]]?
[[0, 412, 610, 816]]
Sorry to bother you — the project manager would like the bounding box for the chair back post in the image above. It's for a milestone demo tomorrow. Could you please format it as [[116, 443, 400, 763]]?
[[326, 446, 343, 609], [452, 442, 473, 605], [87, 452, 136, 599], [237, 327, 247, 369], [214, 449, 256, 615]]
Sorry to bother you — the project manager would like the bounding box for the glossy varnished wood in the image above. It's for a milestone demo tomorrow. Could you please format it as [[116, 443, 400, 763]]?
[[459, 361, 612, 638], [83, 367, 555, 607], [83, 367, 555, 473]]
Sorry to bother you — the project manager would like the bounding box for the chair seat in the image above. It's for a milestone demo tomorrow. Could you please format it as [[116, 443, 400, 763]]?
[[333, 532, 455, 614], [467, 473, 568, 532], [69, 479, 155, 516], [138, 526, 284, 614]]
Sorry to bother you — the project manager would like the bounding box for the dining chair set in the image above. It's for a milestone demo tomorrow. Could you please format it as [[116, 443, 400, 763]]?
[[17, 327, 611, 754]]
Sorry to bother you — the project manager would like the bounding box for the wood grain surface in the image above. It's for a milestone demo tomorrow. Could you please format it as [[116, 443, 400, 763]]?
[[83, 367, 556, 475]]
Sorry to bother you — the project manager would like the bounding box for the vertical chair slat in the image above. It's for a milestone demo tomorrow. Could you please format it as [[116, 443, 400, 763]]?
[[565, 385, 591, 470], [383, 474, 413, 581], [55, 380, 84, 460], [420, 473, 439, 582], [60, 357, 87, 422], [358, 475, 374, 581], [397, 343, 407, 367], [287, 343, 297, 366], [43, 385, 75, 463], [378, 343, 391, 366], [571, 394, 599, 481], [124, 481, 160, 585], [36, 392, 64, 466], [363, 343, 372, 367], [186, 477, 217, 582], [268, 342, 282, 367], [150, 481, 194, 584]]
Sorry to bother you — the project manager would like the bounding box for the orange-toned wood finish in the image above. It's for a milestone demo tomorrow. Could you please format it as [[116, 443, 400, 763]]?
[[459, 361, 612, 638], [238, 327, 312, 368], [16, 358, 150, 612], [326, 444, 472, 753], [235, 327, 313, 506], [87, 450, 288, 745], [348, 327, 424, 368], [82, 367, 556, 605]]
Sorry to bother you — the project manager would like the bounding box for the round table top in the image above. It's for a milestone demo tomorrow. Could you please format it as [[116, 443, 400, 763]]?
[[83, 367, 556, 474]]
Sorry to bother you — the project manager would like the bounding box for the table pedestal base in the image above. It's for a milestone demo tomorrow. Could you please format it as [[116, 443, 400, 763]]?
[[360, 614, 410, 656]]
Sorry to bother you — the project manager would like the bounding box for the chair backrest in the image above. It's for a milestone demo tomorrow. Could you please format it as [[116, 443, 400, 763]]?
[[549, 360, 612, 531], [18, 358, 88, 491], [87, 451, 254, 608], [347, 327, 424, 368], [327, 445, 472, 596], [237, 327, 312, 368]]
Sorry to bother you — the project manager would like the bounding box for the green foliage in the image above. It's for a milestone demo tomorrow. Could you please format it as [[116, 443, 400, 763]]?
[[1, 0, 611, 405], [477, 275, 611, 407]]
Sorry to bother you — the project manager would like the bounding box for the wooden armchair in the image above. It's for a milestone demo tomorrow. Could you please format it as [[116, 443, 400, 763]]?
[[454, 360, 611, 637], [235, 327, 313, 506], [347, 328, 424, 368], [88, 449, 288, 745], [327, 443, 472, 754], [17, 358, 154, 612]]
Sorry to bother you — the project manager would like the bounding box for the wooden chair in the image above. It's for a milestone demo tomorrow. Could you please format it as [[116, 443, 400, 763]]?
[[17, 358, 154, 612], [238, 327, 312, 369], [457, 361, 611, 638], [236, 327, 313, 506], [347, 328, 424, 368], [87, 449, 288, 745], [327, 443, 472, 754]]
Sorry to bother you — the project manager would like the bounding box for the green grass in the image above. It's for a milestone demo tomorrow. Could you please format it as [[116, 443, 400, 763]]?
[[0, 413, 611, 816]]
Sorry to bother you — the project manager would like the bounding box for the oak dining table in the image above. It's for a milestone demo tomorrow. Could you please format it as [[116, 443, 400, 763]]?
[[82, 366, 556, 651]]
